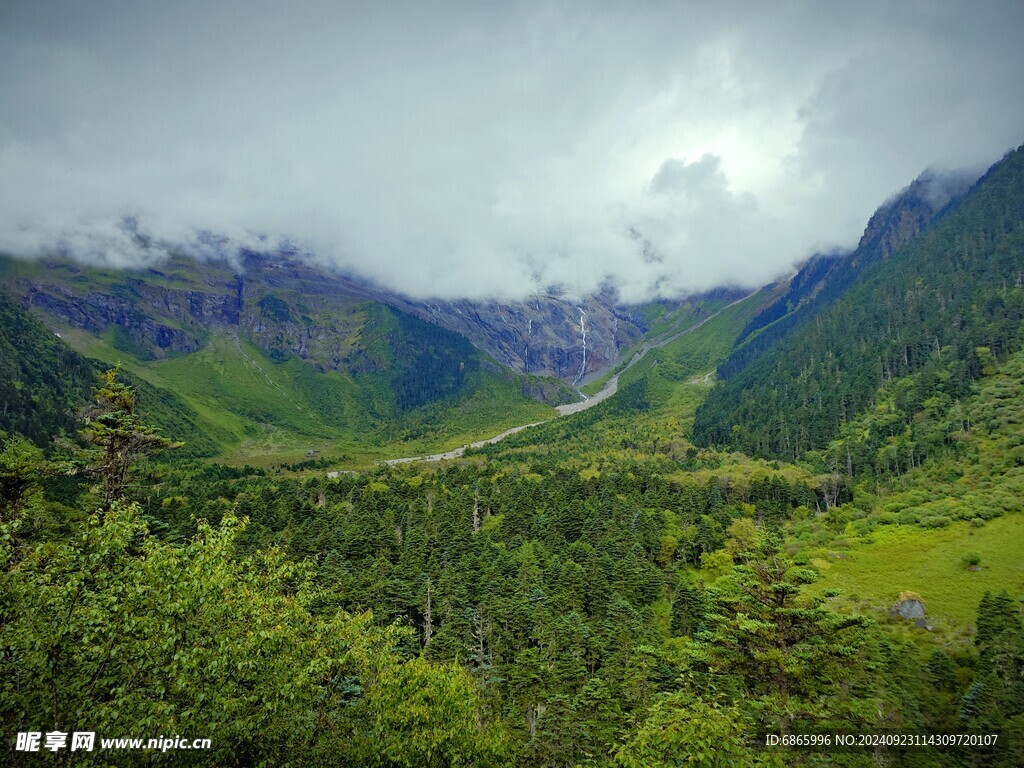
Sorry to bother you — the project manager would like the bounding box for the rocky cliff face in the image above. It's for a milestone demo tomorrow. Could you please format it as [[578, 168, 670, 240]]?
[[850, 168, 976, 267], [10, 253, 372, 367], [3, 250, 653, 388], [404, 294, 644, 383], [22, 281, 203, 353]]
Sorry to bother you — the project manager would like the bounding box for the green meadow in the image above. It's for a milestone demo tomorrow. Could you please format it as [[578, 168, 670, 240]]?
[[812, 513, 1024, 631]]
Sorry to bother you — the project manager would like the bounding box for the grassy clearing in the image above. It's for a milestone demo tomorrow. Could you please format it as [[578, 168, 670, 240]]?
[[811, 513, 1024, 631], [580, 371, 614, 397], [577, 296, 745, 398]]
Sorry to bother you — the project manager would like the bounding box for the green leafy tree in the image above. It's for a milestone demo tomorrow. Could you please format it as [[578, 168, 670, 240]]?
[[0, 434, 42, 523], [617, 696, 783, 768], [1, 502, 508, 767], [1, 381, 509, 766]]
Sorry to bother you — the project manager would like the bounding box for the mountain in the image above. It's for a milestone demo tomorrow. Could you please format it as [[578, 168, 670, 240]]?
[[5, 149, 1024, 767], [719, 167, 978, 381], [464, 287, 770, 464], [403, 291, 644, 384], [4, 148, 1018, 472], [0, 291, 221, 456], [693, 145, 1024, 464], [0, 251, 578, 462], [1, 239, 756, 463], [0, 290, 105, 446], [2, 246, 652, 384]]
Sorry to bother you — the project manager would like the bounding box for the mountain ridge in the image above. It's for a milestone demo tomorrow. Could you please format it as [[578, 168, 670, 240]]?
[[721, 167, 979, 381], [694, 144, 1024, 463]]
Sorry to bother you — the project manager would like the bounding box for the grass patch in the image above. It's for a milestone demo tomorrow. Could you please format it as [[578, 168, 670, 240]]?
[[811, 512, 1024, 630]]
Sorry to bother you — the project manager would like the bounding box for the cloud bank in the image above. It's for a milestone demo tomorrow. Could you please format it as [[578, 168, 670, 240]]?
[[2, 1, 1022, 302]]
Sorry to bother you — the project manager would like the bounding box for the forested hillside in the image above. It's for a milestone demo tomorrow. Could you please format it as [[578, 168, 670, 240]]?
[[7, 355, 1020, 765], [694, 145, 1024, 464], [719, 168, 975, 381], [0, 292, 97, 445], [5, 2, 1024, 764]]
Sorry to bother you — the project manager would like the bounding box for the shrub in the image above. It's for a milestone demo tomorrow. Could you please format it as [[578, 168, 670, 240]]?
[[897, 509, 920, 526], [850, 519, 876, 536]]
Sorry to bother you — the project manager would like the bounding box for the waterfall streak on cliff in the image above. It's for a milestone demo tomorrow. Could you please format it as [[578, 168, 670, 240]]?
[[572, 306, 588, 395]]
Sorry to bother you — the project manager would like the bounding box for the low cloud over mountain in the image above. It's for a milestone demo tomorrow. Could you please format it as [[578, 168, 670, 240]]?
[[2, 1, 1022, 301]]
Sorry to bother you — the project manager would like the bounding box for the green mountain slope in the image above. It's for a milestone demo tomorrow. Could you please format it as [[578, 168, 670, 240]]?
[[0, 292, 220, 456], [719, 169, 976, 384], [778, 342, 1024, 624], [0, 292, 96, 446], [6, 167, 1024, 766], [1, 254, 566, 463], [36, 310, 559, 465], [694, 145, 1024, 463]]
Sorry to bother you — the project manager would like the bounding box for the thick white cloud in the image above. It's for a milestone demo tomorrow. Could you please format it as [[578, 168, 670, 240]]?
[[1, 0, 1022, 301]]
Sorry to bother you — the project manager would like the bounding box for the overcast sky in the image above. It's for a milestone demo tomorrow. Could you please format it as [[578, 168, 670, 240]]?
[[2, 1, 1022, 302]]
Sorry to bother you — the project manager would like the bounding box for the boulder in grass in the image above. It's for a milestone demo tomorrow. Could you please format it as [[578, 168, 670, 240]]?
[[891, 591, 926, 621]]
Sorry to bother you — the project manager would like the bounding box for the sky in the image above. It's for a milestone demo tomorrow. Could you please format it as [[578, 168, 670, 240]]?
[[2, 1, 1023, 302]]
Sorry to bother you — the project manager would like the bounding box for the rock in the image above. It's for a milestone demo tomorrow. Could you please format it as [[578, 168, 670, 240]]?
[[11, 248, 740, 394], [891, 591, 926, 621], [914, 617, 932, 630], [405, 294, 644, 382], [521, 376, 577, 406], [22, 285, 201, 353]]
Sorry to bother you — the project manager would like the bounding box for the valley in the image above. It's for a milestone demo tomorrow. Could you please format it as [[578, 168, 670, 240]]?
[[4, 4, 1023, 765], [380, 289, 759, 464], [3, 146, 1023, 768]]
